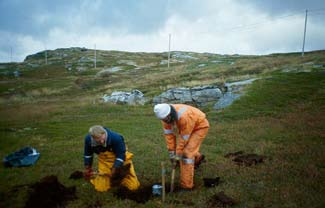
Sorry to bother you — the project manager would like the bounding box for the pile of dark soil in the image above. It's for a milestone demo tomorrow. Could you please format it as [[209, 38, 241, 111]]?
[[111, 163, 131, 186], [225, 151, 265, 166], [224, 151, 244, 158], [25, 175, 76, 208], [233, 154, 265, 166], [69, 163, 131, 184], [69, 170, 83, 179], [203, 177, 220, 187], [207, 191, 237, 207], [113, 185, 153, 204]]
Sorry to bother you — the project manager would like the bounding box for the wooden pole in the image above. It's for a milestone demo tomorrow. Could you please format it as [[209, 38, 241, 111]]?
[[170, 166, 175, 193], [161, 162, 166, 203]]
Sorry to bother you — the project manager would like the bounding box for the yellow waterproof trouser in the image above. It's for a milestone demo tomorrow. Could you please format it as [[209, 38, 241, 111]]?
[[90, 151, 140, 192], [180, 127, 209, 189]]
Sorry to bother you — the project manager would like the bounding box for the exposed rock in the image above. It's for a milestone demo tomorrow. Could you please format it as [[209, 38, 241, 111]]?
[[172, 52, 198, 60], [13, 70, 20, 77], [198, 64, 206, 67], [78, 56, 93, 63], [214, 78, 258, 110], [117, 60, 137, 66], [97, 67, 122, 77], [153, 78, 257, 109], [153, 86, 222, 106], [102, 89, 147, 105], [75, 66, 87, 72], [214, 92, 241, 109]]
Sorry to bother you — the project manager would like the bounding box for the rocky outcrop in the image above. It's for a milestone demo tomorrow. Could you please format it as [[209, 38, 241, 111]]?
[[213, 78, 258, 110], [102, 89, 147, 105], [153, 78, 259, 109], [101, 79, 258, 108], [153, 86, 222, 106]]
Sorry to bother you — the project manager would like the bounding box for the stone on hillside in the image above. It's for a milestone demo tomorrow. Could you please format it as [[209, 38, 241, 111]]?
[[76, 66, 87, 72], [214, 92, 241, 110], [102, 90, 146, 105], [153, 88, 192, 104], [313, 64, 324, 68], [214, 78, 258, 110], [79, 57, 93, 63], [153, 86, 222, 106], [153, 79, 258, 109], [96, 67, 123, 77], [211, 60, 223, 63], [13, 70, 20, 77], [198, 64, 206, 67], [117, 60, 137, 66], [172, 52, 198, 60], [191, 86, 222, 106], [27, 63, 40, 68]]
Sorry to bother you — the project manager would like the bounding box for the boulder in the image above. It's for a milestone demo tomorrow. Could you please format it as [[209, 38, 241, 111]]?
[[153, 86, 222, 106], [102, 90, 146, 105]]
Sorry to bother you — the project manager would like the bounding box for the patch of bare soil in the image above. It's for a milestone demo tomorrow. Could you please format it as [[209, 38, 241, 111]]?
[[225, 151, 265, 166], [25, 175, 76, 208], [113, 183, 184, 204], [113, 185, 153, 204], [207, 191, 237, 207], [203, 177, 220, 187], [224, 151, 244, 158], [69, 170, 83, 179], [111, 163, 131, 186]]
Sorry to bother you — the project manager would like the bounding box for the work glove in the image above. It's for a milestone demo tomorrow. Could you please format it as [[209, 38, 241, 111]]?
[[83, 167, 93, 180]]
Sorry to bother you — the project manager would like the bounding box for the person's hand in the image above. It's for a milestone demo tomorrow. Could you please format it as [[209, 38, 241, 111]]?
[[170, 156, 180, 169], [84, 167, 93, 180]]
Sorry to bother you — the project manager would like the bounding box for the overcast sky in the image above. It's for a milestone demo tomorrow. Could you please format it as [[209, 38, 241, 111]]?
[[0, 0, 324, 62]]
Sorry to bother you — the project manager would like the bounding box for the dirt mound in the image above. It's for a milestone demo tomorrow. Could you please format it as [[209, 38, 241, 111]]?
[[207, 191, 237, 207], [225, 151, 265, 166], [203, 177, 220, 187], [233, 154, 265, 166], [111, 163, 131, 186], [224, 151, 244, 158], [25, 175, 76, 208], [69, 170, 83, 179]]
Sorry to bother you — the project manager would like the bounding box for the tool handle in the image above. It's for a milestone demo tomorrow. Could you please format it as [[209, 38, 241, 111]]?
[[161, 162, 166, 203], [170, 168, 176, 193]]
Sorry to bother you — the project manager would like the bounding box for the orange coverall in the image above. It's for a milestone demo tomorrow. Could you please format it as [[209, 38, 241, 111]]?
[[161, 104, 209, 189]]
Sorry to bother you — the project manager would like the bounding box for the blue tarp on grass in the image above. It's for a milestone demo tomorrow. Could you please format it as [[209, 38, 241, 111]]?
[[3, 147, 40, 167]]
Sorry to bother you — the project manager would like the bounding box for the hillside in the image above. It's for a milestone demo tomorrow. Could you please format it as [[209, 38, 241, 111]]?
[[0, 48, 324, 207]]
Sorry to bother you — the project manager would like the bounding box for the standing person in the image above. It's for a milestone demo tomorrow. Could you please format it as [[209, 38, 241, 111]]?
[[153, 103, 209, 191], [83, 125, 140, 192]]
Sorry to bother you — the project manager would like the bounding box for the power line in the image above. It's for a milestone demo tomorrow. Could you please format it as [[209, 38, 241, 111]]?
[[195, 9, 324, 35]]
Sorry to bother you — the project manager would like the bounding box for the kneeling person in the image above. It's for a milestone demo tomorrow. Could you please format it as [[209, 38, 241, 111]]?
[[84, 125, 140, 192]]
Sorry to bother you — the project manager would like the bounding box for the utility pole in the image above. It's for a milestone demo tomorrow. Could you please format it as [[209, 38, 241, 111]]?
[[168, 34, 171, 69], [302, 9, 308, 57], [94, 44, 97, 69], [45, 46, 48, 65]]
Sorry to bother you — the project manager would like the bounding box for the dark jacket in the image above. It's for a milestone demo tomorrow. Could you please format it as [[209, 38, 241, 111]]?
[[84, 127, 126, 168]]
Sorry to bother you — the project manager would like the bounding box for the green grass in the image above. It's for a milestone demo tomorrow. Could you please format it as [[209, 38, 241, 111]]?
[[0, 50, 324, 207]]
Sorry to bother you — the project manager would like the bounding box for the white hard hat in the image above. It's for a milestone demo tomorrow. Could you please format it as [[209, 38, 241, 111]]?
[[154, 103, 171, 119]]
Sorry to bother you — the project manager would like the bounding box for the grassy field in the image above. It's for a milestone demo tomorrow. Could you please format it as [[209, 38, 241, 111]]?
[[0, 49, 324, 207]]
